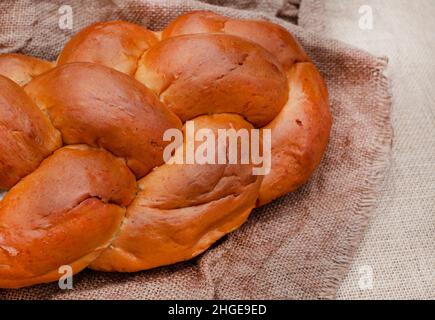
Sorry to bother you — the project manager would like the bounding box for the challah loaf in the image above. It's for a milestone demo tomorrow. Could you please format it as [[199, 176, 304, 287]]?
[[0, 10, 332, 288]]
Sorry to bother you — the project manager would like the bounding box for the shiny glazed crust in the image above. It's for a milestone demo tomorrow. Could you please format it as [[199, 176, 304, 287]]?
[[0, 53, 54, 86], [0, 10, 332, 288]]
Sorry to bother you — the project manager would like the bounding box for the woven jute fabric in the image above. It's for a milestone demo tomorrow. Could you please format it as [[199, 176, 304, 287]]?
[[0, 0, 393, 299], [301, 0, 434, 300]]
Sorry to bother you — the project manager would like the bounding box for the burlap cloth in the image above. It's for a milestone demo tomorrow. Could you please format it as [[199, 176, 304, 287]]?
[[302, 0, 434, 300], [0, 0, 393, 299]]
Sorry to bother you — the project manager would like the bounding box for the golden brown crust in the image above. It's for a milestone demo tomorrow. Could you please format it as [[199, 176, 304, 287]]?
[[24, 62, 182, 178], [90, 114, 262, 271], [0, 53, 54, 86], [0, 11, 332, 288], [0, 75, 62, 190], [161, 11, 331, 205], [162, 11, 310, 70], [135, 33, 288, 127], [258, 63, 332, 205], [0, 146, 136, 288], [162, 10, 227, 36], [57, 21, 159, 75], [223, 20, 310, 70]]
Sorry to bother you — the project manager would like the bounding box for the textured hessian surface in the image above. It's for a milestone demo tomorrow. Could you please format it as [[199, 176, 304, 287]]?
[[301, 0, 434, 300]]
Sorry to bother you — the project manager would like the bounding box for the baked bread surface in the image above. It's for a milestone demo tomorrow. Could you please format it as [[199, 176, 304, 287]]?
[[0, 10, 332, 288]]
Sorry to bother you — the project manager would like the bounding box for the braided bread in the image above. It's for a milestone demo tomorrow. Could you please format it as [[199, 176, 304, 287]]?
[[0, 11, 332, 288]]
